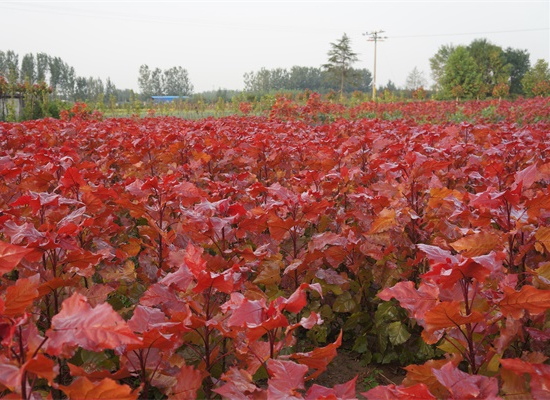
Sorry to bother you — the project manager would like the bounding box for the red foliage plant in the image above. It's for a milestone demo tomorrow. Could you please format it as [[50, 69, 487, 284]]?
[[0, 98, 549, 399]]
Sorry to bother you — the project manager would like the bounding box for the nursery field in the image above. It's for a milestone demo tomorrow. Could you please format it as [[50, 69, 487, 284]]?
[[1, 97, 550, 399]]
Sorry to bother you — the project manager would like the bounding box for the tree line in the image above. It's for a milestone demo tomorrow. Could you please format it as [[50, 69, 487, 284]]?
[[430, 38, 549, 99], [137, 65, 194, 98], [243, 34, 372, 96], [2, 33, 549, 114], [243, 35, 550, 100], [243, 66, 372, 95], [0, 50, 135, 104]]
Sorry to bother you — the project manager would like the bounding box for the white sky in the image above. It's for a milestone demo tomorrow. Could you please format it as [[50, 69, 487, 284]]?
[[1, 1, 549, 93]]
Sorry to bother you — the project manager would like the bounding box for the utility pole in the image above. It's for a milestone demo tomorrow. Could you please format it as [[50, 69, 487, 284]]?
[[364, 30, 387, 101]]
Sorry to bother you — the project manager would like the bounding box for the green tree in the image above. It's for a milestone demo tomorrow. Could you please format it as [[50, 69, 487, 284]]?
[[48, 56, 64, 97], [150, 68, 164, 95], [36, 53, 49, 83], [104, 78, 118, 105], [4, 50, 19, 85], [20, 53, 36, 84], [429, 44, 455, 93], [59, 64, 75, 100], [405, 67, 427, 91], [466, 39, 510, 97], [522, 59, 550, 97], [504, 48, 530, 95], [74, 77, 88, 101], [244, 68, 273, 92], [323, 33, 359, 97], [349, 68, 372, 93], [138, 64, 153, 99], [163, 66, 193, 96], [442, 46, 482, 99], [288, 66, 325, 91]]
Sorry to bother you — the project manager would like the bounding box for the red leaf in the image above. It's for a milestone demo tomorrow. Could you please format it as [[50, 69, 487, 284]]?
[[424, 301, 484, 334], [283, 283, 322, 313], [160, 263, 195, 292], [267, 214, 296, 241], [378, 281, 438, 321], [24, 354, 59, 385], [421, 258, 492, 288], [305, 376, 357, 400], [0, 357, 22, 392], [0, 241, 34, 275], [68, 363, 132, 381], [403, 358, 458, 399], [267, 359, 308, 399], [63, 250, 102, 270], [169, 364, 206, 400], [246, 312, 289, 342], [59, 376, 139, 400], [46, 293, 141, 356], [432, 362, 499, 399], [3, 274, 40, 316], [513, 163, 538, 190], [127, 305, 180, 333], [225, 293, 266, 327], [499, 285, 550, 319], [212, 368, 262, 400], [290, 330, 342, 379], [60, 167, 86, 188], [368, 208, 397, 234], [417, 244, 458, 265], [362, 383, 436, 400], [449, 232, 501, 257], [500, 357, 550, 398]]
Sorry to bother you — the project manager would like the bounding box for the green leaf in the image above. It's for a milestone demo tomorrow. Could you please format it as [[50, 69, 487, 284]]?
[[377, 332, 388, 354], [343, 311, 370, 331], [319, 304, 334, 320], [374, 301, 400, 325], [352, 334, 369, 353], [325, 283, 344, 295], [332, 292, 357, 313], [307, 325, 328, 344], [387, 321, 411, 345], [416, 338, 437, 360]]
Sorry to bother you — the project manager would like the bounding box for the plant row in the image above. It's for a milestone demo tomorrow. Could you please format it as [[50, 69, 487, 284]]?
[[0, 104, 549, 398]]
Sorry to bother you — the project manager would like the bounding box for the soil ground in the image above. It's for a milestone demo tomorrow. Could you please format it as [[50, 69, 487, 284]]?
[[314, 351, 406, 397]]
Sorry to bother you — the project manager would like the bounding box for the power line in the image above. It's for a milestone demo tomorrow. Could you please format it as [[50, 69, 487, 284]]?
[[364, 30, 387, 101], [389, 27, 549, 39]]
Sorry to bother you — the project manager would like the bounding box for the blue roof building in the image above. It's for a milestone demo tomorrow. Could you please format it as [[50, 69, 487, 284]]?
[[151, 95, 190, 103]]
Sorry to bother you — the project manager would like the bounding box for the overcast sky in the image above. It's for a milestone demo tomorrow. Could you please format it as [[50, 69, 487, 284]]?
[[1, 1, 549, 93]]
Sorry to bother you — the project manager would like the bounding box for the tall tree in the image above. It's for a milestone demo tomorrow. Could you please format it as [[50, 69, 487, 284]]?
[[36, 53, 49, 83], [48, 56, 64, 96], [4, 50, 19, 85], [244, 68, 272, 92], [59, 63, 76, 100], [0, 51, 6, 78], [442, 46, 482, 99], [20, 53, 36, 84], [522, 59, 550, 97], [504, 48, 531, 95], [150, 68, 164, 95], [405, 67, 427, 91], [163, 66, 193, 96], [287, 66, 325, 91], [138, 64, 153, 98], [466, 39, 510, 97], [323, 33, 359, 96], [429, 44, 456, 93], [350, 68, 373, 93], [74, 76, 89, 101], [105, 78, 117, 104]]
